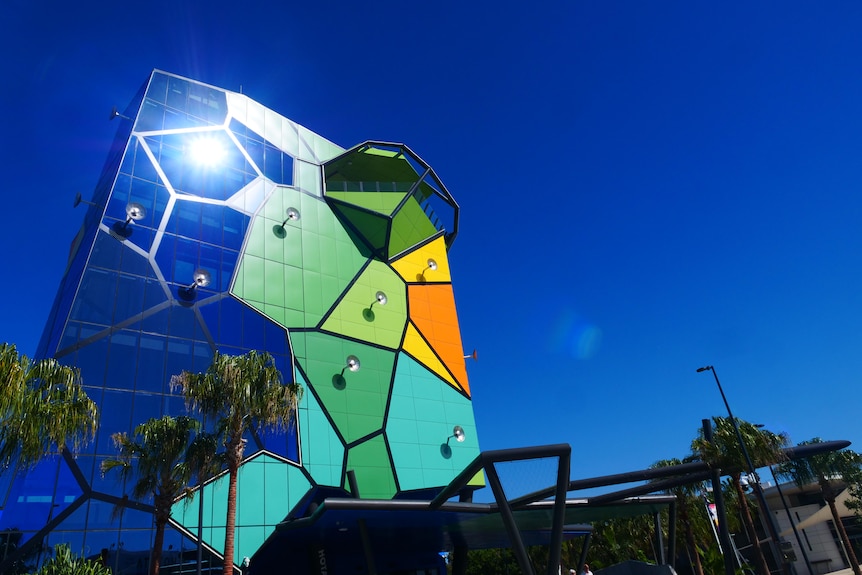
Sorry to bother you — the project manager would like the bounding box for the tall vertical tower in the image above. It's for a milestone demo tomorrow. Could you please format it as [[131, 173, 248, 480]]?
[[0, 70, 479, 574]]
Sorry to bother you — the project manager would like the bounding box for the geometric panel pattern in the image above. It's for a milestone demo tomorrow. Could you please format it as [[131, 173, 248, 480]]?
[[3, 69, 479, 575]]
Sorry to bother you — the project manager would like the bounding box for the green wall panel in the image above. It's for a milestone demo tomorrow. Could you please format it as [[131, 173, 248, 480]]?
[[328, 200, 390, 257], [320, 260, 407, 349], [388, 195, 439, 258], [232, 186, 369, 328], [386, 354, 480, 491], [298, 371, 345, 486], [345, 435, 397, 499], [292, 332, 395, 444], [326, 190, 407, 215]]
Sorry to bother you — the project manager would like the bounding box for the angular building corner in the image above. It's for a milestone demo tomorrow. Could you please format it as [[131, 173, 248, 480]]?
[[0, 70, 480, 573]]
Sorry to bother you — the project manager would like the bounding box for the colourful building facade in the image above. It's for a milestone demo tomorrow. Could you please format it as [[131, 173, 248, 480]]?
[[0, 70, 479, 574]]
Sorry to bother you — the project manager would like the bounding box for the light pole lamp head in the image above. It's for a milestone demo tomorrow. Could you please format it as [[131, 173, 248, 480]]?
[[696, 365, 713, 373]]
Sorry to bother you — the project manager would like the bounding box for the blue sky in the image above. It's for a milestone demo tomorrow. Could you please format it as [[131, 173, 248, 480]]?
[[3, 1, 862, 495]]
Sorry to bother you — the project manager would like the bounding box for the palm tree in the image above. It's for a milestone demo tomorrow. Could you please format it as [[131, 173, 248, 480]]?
[[0, 343, 98, 471], [692, 417, 788, 575], [101, 415, 216, 575], [34, 543, 112, 575], [777, 438, 862, 575], [171, 351, 302, 575], [651, 458, 708, 575]]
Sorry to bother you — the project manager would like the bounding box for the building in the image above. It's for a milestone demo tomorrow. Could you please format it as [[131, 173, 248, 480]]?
[[763, 481, 862, 575], [0, 70, 481, 574]]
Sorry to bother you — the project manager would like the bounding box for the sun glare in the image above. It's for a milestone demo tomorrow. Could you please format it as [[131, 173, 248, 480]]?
[[189, 137, 226, 167]]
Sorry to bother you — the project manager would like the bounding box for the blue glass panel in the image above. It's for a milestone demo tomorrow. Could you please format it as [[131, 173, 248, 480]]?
[[58, 321, 80, 352], [229, 118, 248, 138], [106, 331, 139, 392], [264, 321, 288, 358], [139, 306, 169, 336], [244, 137, 264, 174], [97, 390, 133, 454], [263, 144, 281, 183], [166, 76, 189, 111], [119, 144, 135, 176], [260, 426, 300, 463], [74, 338, 109, 388], [174, 200, 201, 239], [163, 105, 207, 131], [242, 307, 265, 351], [215, 297, 243, 348], [46, 526, 85, 555], [131, 393, 162, 429], [137, 334, 167, 393], [168, 305, 198, 340], [193, 340, 214, 372], [132, 142, 158, 184], [137, 100, 165, 132], [90, 231, 123, 271], [282, 151, 295, 185], [114, 274, 146, 321], [82, 499, 122, 531], [173, 237, 200, 286], [187, 81, 227, 125], [165, 340, 194, 385], [128, 177, 161, 229], [220, 250, 238, 292], [156, 139, 184, 192], [147, 72, 169, 104], [119, 240, 154, 276], [142, 277, 167, 311], [199, 244, 221, 291], [200, 203, 222, 246], [164, 393, 186, 417], [1, 461, 62, 531], [71, 267, 117, 327]]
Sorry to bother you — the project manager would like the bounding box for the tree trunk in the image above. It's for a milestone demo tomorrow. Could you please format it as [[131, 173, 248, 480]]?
[[733, 476, 771, 575], [152, 515, 167, 575], [679, 502, 705, 575], [222, 434, 246, 575]]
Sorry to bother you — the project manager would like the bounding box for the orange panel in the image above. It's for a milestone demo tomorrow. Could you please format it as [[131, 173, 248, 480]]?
[[407, 284, 470, 396], [402, 322, 462, 393]]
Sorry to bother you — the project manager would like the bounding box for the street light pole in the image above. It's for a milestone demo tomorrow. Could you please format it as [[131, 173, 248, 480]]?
[[698, 365, 790, 575]]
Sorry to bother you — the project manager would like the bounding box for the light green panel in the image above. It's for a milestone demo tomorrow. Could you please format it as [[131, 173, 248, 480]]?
[[296, 160, 323, 196], [345, 435, 397, 499], [386, 353, 480, 492], [173, 454, 311, 559], [320, 260, 407, 349], [388, 195, 439, 259], [328, 201, 390, 256], [231, 186, 369, 328], [297, 371, 345, 486], [292, 332, 395, 444], [326, 191, 407, 216]]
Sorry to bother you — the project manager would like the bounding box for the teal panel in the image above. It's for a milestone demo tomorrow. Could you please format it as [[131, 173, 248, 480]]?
[[386, 354, 480, 492], [298, 371, 345, 486], [172, 454, 310, 558]]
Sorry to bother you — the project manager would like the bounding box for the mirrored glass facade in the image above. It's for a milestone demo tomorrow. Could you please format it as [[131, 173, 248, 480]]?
[[1, 70, 479, 574]]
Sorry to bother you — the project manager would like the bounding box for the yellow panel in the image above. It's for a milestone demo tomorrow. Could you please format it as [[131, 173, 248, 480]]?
[[402, 322, 462, 393], [390, 235, 451, 283]]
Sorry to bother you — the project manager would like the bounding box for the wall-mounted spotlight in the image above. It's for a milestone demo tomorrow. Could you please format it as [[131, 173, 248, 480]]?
[[282, 207, 301, 226], [110, 203, 147, 240], [109, 106, 131, 121], [332, 355, 360, 390], [73, 192, 97, 208], [274, 207, 300, 238], [440, 425, 466, 458], [363, 291, 387, 321], [463, 349, 478, 361], [178, 269, 211, 302], [423, 259, 438, 274]]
